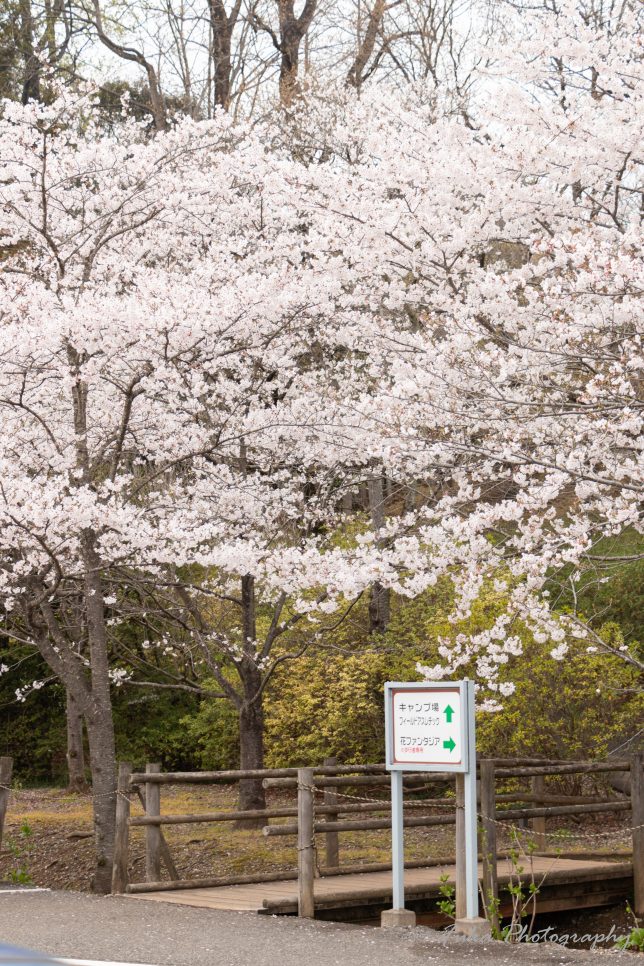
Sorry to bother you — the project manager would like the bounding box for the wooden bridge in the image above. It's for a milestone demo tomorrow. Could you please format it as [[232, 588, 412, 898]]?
[[110, 755, 643, 925], [128, 855, 634, 924]]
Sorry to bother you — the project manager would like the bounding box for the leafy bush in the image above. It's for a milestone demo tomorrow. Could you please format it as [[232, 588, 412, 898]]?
[[476, 622, 644, 763], [265, 649, 419, 766], [112, 688, 203, 771], [176, 680, 240, 770], [262, 583, 643, 767]]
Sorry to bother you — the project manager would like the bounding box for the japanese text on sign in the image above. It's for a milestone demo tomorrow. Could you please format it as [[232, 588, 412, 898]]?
[[391, 687, 462, 766]]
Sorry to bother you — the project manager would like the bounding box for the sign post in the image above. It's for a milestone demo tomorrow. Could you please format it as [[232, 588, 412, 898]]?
[[382, 680, 490, 936]]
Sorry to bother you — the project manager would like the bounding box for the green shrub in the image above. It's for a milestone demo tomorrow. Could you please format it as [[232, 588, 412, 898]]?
[[177, 681, 240, 770]]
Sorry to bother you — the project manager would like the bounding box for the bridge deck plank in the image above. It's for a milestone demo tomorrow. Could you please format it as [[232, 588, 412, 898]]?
[[127, 857, 630, 914]]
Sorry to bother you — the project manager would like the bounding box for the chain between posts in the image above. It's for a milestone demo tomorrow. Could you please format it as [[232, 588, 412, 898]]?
[[0, 782, 639, 835], [1, 782, 638, 830], [483, 813, 644, 841], [303, 783, 643, 836], [0, 782, 127, 803]]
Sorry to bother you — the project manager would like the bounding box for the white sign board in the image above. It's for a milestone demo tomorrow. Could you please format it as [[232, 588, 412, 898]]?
[[384, 679, 479, 924], [385, 681, 470, 773]]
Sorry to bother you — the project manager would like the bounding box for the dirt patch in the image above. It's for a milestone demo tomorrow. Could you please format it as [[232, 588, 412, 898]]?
[[0, 784, 455, 891]]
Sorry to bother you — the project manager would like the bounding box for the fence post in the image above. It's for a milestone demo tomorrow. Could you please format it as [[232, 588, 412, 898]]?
[[112, 762, 132, 893], [531, 774, 546, 850], [632, 751, 644, 917], [323, 757, 340, 868], [479, 759, 498, 932], [455, 773, 466, 919], [297, 767, 315, 918], [0, 756, 13, 853], [133, 786, 179, 882], [145, 762, 162, 883]]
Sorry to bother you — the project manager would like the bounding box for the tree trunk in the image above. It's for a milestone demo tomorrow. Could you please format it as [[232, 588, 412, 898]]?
[[82, 529, 118, 893], [237, 695, 266, 820], [279, 27, 301, 106], [276, 0, 317, 107], [236, 573, 266, 823], [213, 34, 232, 110], [19, 0, 41, 103], [85, 705, 117, 893], [66, 689, 87, 792], [208, 0, 239, 110], [369, 580, 390, 634], [368, 474, 390, 634], [347, 0, 386, 90], [29, 592, 115, 892], [145, 65, 168, 132]]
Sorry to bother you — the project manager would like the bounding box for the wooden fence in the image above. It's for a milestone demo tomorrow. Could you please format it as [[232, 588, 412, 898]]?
[[112, 752, 644, 921]]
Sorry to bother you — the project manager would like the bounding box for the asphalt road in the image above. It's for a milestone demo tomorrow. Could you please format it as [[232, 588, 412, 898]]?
[[0, 890, 634, 966]]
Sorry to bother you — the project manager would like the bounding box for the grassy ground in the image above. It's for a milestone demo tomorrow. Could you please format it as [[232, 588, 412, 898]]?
[[0, 783, 632, 892]]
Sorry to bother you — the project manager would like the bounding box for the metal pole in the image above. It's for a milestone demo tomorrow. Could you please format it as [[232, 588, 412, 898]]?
[[391, 768, 404, 909], [382, 683, 415, 927], [455, 773, 466, 918], [463, 680, 478, 919]]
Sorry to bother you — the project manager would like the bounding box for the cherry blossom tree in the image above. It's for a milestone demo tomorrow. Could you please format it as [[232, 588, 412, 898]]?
[[0, 89, 401, 879], [0, 0, 640, 885], [283, 1, 643, 695]]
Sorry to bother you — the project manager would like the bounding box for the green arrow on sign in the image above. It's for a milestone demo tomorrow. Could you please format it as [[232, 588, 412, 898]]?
[[443, 736, 456, 752], [444, 704, 454, 723]]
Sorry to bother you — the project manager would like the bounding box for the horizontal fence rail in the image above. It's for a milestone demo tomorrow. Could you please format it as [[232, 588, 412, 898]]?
[[264, 814, 457, 836], [494, 761, 630, 778]]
